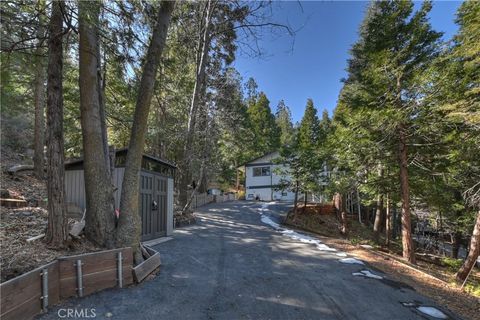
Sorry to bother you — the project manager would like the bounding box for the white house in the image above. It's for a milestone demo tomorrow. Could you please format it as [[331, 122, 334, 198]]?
[[238, 151, 296, 201]]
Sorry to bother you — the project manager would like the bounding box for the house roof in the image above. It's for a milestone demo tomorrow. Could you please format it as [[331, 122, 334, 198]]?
[[237, 151, 280, 170], [65, 147, 177, 170]]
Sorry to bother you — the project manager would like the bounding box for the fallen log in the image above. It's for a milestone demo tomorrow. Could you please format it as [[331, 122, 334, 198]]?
[[6, 165, 34, 174], [0, 198, 27, 208], [26, 233, 45, 242]]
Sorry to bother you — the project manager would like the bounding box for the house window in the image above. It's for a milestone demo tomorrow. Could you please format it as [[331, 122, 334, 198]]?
[[253, 166, 270, 177]]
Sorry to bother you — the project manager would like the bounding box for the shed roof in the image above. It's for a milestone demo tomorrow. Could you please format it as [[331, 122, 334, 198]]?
[[65, 148, 177, 170]]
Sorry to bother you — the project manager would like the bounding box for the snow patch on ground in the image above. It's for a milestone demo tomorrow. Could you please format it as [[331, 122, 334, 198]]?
[[260, 215, 280, 229], [257, 202, 338, 253], [339, 258, 365, 265], [360, 244, 374, 249], [352, 270, 383, 280], [259, 202, 277, 212], [335, 252, 348, 257], [416, 307, 448, 319], [317, 244, 337, 252]]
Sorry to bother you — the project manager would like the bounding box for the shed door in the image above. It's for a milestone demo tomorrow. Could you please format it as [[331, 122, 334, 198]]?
[[140, 172, 167, 241]]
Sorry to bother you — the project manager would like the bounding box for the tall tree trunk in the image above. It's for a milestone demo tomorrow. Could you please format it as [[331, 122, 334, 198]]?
[[33, 1, 46, 179], [356, 187, 362, 223], [373, 165, 385, 242], [456, 210, 480, 283], [116, 1, 175, 264], [451, 232, 462, 259], [78, 0, 116, 248], [303, 191, 308, 210], [179, 0, 213, 207], [45, 0, 67, 247], [293, 180, 299, 215], [398, 124, 416, 263], [373, 193, 384, 243], [235, 159, 239, 191], [385, 194, 391, 246]]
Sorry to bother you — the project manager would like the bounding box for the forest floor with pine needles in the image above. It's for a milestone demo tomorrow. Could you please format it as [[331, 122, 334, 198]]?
[[284, 209, 480, 320], [0, 153, 101, 282]]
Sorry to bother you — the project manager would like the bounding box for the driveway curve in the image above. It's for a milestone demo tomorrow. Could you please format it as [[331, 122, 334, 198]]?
[[38, 201, 459, 320]]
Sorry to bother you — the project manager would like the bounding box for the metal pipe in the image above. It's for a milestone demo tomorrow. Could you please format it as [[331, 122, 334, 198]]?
[[41, 268, 48, 311], [76, 260, 83, 297], [117, 251, 123, 288]]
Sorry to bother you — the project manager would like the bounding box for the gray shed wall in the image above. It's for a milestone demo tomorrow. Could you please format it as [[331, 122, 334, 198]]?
[[64, 168, 173, 237]]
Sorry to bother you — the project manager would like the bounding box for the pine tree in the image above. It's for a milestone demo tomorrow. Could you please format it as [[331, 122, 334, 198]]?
[[247, 92, 280, 154], [275, 100, 295, 147], [296, 99, 323, 203], [338, 0, 442, 263], [431, 0, 480, 282], [298, 99, 320, 151]]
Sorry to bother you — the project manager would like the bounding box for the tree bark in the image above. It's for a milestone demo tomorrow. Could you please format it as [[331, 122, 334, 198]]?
[[78, 0, 116, 248], [373, 193, 384, 243], [33, 1, 46, 179], [116, 1, 175, 264], [456, 210, 480, 283], [356, 188, 362, 223], [451, 232, 462, 259], [385, 194, 391, 246], [293, 180, 299, 217], [179, 0, 213, 207], [304, 191, 308, 209], [45, 0, 67, 247], [398, 124, 416, 263]]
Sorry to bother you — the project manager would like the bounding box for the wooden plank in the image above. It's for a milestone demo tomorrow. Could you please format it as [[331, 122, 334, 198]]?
[[0, 261, 59, 319], [0, 198, 28, 208], [58, 248, 132, 279], [0, 291, 41, 320], [0, 270, 41, 315], [59, 248, 133, 299], [60, 267, 132, 299], [0, 261, 57, 313], [48, 261, 61, 306], [132, 252, 161, 283], [57, 247, 131, 262]]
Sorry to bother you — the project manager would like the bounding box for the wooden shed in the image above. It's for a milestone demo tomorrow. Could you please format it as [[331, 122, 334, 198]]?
[[64, 148, 176, 241]]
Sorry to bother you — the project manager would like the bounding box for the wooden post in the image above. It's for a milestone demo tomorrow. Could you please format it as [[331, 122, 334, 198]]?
[[76, 260, 83, 297], [117, 251, 123, 288], [41, 268, 49, 311]]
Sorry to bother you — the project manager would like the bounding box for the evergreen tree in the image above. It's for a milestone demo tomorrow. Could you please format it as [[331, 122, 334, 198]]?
[[431, 0, 480, 282], [338, 0, 442, 262], [275, 100, 295, 147], [296, 99, 323, 202], [247, 92, 280, 154], [298, 99, 320, 150]]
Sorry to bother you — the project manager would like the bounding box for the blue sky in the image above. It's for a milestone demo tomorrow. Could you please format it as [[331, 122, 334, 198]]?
[[233, 1, 462, 123]]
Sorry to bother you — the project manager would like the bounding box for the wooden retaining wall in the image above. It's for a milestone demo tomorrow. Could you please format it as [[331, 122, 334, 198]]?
[[0, 247, 133, 320]]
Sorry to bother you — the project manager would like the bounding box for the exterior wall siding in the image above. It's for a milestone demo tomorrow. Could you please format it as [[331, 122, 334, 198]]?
[[245, 163, 295, 201], [166, 178, 174, 236], [64, 168, 174, 240], [65, 170, 86, 210]]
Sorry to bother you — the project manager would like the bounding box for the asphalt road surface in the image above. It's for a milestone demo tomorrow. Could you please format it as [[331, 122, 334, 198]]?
[[38, 201, 459, 320]]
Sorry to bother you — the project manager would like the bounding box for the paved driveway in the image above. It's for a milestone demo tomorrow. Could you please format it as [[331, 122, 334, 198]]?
[[38, 201, 459, 320]]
